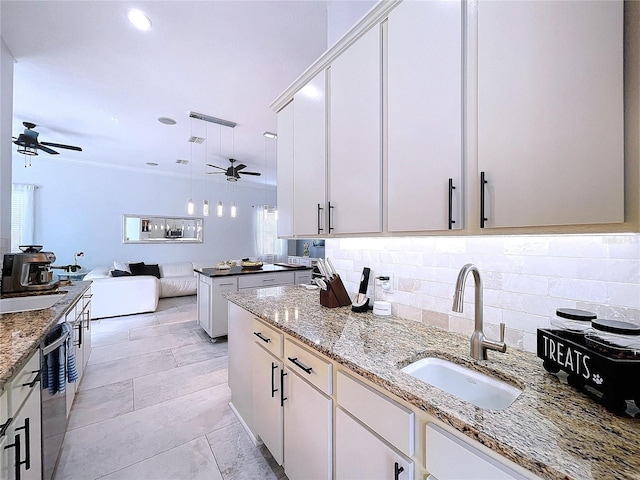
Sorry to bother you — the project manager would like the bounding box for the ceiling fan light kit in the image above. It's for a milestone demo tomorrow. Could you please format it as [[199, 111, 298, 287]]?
[[12, 121, 83, 161]]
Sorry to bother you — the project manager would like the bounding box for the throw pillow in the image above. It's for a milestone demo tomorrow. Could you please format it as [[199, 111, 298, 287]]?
[[128, 262, 146, 275], [139, 264, 161, 279], [128, 262, 161, 279], [111, 269, 132, 277], [113, 261, 131, 273]]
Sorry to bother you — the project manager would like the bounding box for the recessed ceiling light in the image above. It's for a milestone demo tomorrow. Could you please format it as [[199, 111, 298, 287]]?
[[158, 117, 176, 125], [128, 9, 152, 31], [146, 162, 158, 166], [263, 132, 278, 139]]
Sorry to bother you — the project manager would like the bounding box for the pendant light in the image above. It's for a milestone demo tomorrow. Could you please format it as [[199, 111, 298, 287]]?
[[231, 202, 238, 218], [187, 117, 195, 215], [203, 121, 210, 216], [217, 124, 224, 217]]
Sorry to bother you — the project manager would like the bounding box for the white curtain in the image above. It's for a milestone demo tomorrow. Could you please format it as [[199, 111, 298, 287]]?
[[254, 205, 284, 263], [11, 184, 37, 252]]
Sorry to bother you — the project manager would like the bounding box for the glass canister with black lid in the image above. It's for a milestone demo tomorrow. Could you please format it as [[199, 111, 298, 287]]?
[[585, 319, 640, 358], [550, 308, 597, 333]]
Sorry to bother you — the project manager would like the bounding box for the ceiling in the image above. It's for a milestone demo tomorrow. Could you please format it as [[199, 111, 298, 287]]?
[[1, 1, 333, 186]]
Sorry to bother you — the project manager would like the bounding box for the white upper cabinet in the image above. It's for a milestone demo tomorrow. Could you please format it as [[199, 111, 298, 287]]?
[[276, 101, 294, 237], [387, 0, 463, 232], [293, 71, 328, 236], [329, 25, 382, 235], [477, 0, 624, 228]]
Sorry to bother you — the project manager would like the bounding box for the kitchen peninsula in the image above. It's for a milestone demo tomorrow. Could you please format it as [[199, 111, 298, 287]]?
[[195, 264, 312, 338], [224, 285, 640, 480]]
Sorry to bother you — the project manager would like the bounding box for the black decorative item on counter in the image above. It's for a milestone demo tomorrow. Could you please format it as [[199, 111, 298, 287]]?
[[537, 328, 640, 414]]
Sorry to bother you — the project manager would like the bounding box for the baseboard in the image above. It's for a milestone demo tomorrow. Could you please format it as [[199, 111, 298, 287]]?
[[228, 401, 260, 447]]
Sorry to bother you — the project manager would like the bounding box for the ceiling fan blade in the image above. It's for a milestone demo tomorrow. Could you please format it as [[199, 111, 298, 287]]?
[[235, 164, 247, 171], [206, 163, 227, 171], [240, 171, 261, 176], [40, 142, 82, 151], [206, 172, 226, 175], [37, 145, 59, 155]]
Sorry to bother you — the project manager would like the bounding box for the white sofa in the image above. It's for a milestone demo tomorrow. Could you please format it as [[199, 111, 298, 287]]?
[[84, 262, 197, 319]]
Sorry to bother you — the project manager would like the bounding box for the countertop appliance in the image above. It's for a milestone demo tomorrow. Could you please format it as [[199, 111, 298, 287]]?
[[1, 251, 60, 294]]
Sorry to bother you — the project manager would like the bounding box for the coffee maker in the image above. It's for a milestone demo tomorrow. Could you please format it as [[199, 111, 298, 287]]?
[[1, 247, 60, 294]]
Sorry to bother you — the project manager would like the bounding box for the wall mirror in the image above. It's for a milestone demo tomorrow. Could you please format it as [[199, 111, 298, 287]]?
[[123, 214, 203, 243]]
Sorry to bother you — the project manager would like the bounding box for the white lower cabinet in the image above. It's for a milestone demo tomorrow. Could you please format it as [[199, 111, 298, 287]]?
[[198, 275, 239, 338], [2, 349, 42, 480], [336, 408, 413, 480], [283, 367, 332, 480], [426, 424, 526, 480], [228, 303, 257, 435], [252, 344, 284, 465]]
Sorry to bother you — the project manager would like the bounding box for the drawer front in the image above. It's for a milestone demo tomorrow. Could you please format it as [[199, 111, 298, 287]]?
[[252, 319, 283, 358], [238, 271, 295, 289], [337, 371, 414, 457], [284, 338, 333, 394], [294, 270, 313, 285], [426, 424, 524, 479], [10, 349, 41, 413]]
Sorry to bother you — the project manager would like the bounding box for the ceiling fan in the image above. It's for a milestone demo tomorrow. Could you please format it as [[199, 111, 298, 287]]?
[[12, 121, 83, 156], [207, 158, 261, 182]]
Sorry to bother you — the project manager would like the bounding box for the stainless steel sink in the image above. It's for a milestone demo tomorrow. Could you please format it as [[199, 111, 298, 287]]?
[[401, 357, 522, 410], [0, 293, 66, 314]]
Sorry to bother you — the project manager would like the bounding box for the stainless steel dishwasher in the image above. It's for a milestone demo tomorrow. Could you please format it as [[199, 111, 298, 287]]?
[[40, 322, 72, 480]]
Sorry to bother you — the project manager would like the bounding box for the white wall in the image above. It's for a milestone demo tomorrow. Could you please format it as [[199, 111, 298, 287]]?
[[327, 234, 640, 353], [12, 158, 277, 270], [0, 38, 14, 258]]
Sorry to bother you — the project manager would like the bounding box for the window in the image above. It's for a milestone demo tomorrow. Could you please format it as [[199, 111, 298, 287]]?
[[11, 184, 37, 252], [255, 205, 284, 262]]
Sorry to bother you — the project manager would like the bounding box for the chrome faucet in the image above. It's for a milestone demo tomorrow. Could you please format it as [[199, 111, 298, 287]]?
[[452, 264, 507, 360]]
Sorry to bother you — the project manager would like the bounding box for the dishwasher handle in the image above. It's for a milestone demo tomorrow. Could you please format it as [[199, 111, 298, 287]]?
[[42, 327, 71, 356]]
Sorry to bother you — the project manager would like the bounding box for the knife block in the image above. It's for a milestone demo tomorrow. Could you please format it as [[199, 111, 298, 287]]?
[[320, 275, 352, 308]]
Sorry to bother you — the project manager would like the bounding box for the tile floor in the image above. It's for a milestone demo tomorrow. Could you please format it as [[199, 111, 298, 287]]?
[[54, 296, 287, 480]]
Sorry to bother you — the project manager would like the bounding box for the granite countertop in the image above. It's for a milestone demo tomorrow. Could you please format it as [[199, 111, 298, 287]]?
[[195, 263, 311, 278], [0, 281, 91, 393], [225, 285, 640, 480]]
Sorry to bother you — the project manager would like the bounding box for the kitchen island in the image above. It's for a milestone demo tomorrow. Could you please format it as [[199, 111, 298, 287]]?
[[225, 285, 640, 480], [195, 264, 312, 338]]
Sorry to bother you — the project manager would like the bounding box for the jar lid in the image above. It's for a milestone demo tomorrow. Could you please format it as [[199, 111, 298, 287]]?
[[592, 319, 640, 336], [556, 308, 596, 321]]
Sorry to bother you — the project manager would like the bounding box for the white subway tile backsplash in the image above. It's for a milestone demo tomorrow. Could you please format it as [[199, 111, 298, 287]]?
[[326, 234, 640, 354], [607, 283, 640, 309], [503, 236, 550, 256], [502, 273, 548, 296], [548, 278, 611, 304]]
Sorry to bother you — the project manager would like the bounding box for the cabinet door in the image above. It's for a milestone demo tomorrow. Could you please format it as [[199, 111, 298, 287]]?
[[211, 278, 238, 338], [0, 390, 10, 480], [197, 275, 212, 335], [277, 101, 295, 237], [283, 368, 332, 480], [294, 70, 327, 236], [329, 25, 382, 235], [252, 345, 284, 465], [5, 384, 42, 480], [336, 408, 413, 480], [228, 303, 256, 434], [426, 424, 523, 479], [477, 1, 623, 228], [388, 0, 463, 232], [73, 315, 84, 383], [81, 292, 92, 368]]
